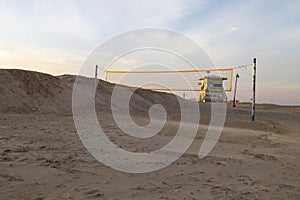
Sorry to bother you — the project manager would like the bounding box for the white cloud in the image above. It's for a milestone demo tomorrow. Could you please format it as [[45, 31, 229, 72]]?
[[0, 0, 299, 104]]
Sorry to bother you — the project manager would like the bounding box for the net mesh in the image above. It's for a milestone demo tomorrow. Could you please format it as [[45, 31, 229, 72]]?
[[104, 68, 233, 92], [227, 65, 253, 103]]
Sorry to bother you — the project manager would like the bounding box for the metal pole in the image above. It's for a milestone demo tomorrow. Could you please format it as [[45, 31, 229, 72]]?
[[252, 58, 256, 121], [95, 65, 98, 90], [233, 74, 239, 107]]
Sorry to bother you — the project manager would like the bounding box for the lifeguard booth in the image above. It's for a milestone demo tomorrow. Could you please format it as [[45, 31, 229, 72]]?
[[198, 75, 227, 103]]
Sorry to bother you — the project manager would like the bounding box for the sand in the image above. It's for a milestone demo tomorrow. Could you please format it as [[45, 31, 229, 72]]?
[[0, 69, 299, 199]]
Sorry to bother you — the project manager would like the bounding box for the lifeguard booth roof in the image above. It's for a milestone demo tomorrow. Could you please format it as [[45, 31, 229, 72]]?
[[199, 75, 228, 81]]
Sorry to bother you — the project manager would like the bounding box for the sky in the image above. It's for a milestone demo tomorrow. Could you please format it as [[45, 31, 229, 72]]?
[[0, 0, 299, 105]]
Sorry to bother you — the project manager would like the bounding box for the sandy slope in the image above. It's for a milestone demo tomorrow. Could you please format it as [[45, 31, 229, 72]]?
[[0, 69, 299, 199]]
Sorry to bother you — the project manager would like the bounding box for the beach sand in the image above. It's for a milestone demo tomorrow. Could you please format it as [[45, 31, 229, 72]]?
[[0, 69, 299, 199]]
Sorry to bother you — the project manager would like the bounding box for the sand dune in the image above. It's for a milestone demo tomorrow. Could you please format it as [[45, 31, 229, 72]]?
[[0, 69, 182, 114]]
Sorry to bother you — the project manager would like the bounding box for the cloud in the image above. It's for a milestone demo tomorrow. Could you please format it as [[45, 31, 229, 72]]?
[[0, 40, 87, 75], [0, 0, 299, 104]]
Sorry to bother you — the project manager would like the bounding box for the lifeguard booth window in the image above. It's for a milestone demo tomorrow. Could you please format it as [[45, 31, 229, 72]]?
[[199, 75, 227, 103]]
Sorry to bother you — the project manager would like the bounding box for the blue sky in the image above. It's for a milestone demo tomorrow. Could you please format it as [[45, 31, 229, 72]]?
[[0, 0, 299, 105]]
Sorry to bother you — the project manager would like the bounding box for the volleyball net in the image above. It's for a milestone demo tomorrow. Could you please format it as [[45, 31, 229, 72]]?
[[101, 62, 254, 103], [104, 68, 234, 92]]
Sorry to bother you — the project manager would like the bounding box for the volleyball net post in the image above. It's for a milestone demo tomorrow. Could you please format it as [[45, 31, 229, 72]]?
[[252, 58, 257, 122]]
